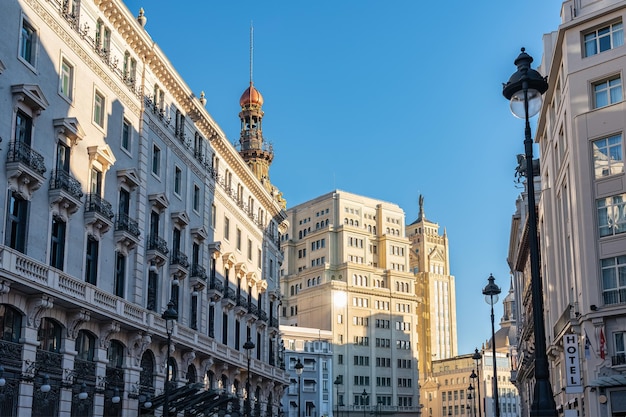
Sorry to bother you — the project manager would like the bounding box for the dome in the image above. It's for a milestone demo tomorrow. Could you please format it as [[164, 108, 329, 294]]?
[[239, 83, 264, 107]]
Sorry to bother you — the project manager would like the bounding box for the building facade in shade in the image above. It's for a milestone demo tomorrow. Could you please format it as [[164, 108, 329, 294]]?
[[508, 0, 626, 415], [279, 326, 334, 417], [281, 190, 422, 416], [406, 195, 458, 379], [0, 1, 288, 416]]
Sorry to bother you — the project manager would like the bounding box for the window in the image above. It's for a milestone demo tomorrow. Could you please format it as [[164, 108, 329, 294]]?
[[56, 142, 70, 173], [593, 134, 623, 178], [50, 217, 66, 270], [597, 193, 626, 236], [193, 184, 201, 211], [593, 76, 623, 108], [115, 252, 126, 297], [224, 217, 230, 240], [601, 255, 626, 305], [75, 330, 95, 361], [615, 332, 625, 364], [59, 59, 73, 100], [247, 239, 253, 261], [6, 191, 29, 252], [20, 18, 36, 66], [85, 236, 99, 284], [147, 267, 157, 311], [174, 166, 182, 195], [15, 110, 33, 145], [584, 21, 624, 57], [94, 90, 105, 127], [123, 51, 137, 85], [122, 119, 131, 151], [90, 167, 102, 195], [152, 144, 161, 175], [211, 204, 217, 228]]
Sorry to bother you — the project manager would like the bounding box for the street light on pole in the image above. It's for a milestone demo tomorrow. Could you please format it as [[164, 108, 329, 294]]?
[[334, 376, 342, 417], [244, 338, 255, 417], [360, 389, 368, 417], [483, 274, 501, 417], [502, 47, 557, 417], [295, 359, 304, 417], [467, 383, 475, 417], [161, 300, 178, 417], [472, 349, 483, 417], [470, 370, 478, 417]]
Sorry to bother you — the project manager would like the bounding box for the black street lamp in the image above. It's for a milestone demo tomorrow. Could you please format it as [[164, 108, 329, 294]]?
[[162, 300, 178, 417], [472, 349, 483, 417], [295, 359, 304, 417], [483, 274, 501, 417], [467, 383, 475, 417], [503, 48, 557, 417], [469, 370, 478, 417], [244, 338, 256, 417], [360, 389, 368, 417], [334, 376, 342, 417]]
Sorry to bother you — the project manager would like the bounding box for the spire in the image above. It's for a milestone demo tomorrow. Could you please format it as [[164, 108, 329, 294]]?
[[250, 22, 254, 86]]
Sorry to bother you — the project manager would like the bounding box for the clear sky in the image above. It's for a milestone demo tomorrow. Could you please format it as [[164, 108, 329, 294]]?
[[123, 0, 563, 355]]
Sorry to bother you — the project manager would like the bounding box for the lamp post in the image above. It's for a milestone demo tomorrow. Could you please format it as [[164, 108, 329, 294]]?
[[469, 370, 478, 417], [483, 274, 501, 417], [162, 300, 178, 417], [502, 48, 557, 417], [467, 383, 475, 417], [360, 389, 368, 417], [472, 349, 483, 417], [295, 359, 303, 417], [334, 376, 342, 417], [244, 338, 256, 417]]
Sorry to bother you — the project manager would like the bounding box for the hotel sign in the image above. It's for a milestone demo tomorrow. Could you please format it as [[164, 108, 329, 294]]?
[[564, 334, 583, 394]]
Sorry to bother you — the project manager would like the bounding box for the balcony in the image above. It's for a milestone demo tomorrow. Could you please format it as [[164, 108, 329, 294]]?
[[207, 278, 224, 301], [189, 264, 208, 290], [222, 287, 236, 309], [84, 194, 114, 238], [114, 213, 140, 254], [147, 235, 169, 266], [49, 170, 83, 219], [169, 250, 190, 279], [6, 141, 46, 199], [612, 353, 626, 367], [235, 294, 248, 316]]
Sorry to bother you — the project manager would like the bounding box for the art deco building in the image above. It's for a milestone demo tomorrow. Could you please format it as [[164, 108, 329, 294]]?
[[406, 196, 458, 380], [508, 0, 626, 415], [0, 0, 288, 416], [281, 190, 421, 416]]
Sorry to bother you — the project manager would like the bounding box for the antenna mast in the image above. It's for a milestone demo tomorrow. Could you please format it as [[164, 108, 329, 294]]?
[[250, 22, 254, 85]]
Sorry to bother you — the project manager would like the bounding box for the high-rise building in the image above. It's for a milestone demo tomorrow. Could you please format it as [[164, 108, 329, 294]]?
[[281, 190, 421, 416], [509, 0, 626, 415], [0, 1, 288, 416], [406, 195, 458, 379]]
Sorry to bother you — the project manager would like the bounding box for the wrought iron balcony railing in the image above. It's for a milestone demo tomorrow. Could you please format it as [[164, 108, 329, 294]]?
[[115, 213, 141, 237], [85, 194, 114, 219], [191, 264, 207, 280], [7, 141, 46, 175], [170, 250, 190, 268], [148, 235, 169, 256], [50, 170, 83, 199]]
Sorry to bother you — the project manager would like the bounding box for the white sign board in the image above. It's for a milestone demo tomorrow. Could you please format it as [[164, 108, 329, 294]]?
[[563, 334, 584, 394]]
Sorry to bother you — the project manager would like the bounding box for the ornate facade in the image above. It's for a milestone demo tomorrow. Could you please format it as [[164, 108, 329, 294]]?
[[0, 0, 288, 416]]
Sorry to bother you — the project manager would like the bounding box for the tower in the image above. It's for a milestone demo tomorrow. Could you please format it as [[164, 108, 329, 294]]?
[[406, 195, 458, 379]]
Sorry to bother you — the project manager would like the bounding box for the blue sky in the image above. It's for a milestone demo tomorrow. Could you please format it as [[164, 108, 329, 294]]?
[[123, 0, 563, 355]]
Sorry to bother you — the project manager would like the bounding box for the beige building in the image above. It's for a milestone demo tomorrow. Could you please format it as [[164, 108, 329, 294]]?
[[0, 0, 288, 416], [508, 0, 626, 415], [281, 190, 421, 416], [406, 196, 458, 379]]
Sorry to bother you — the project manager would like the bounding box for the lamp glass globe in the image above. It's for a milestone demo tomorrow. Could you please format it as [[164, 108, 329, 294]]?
[[510, 89, 543, 119]]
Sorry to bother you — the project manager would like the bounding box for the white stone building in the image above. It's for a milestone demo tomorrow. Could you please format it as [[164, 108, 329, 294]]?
[[0, 0, 288, 416]]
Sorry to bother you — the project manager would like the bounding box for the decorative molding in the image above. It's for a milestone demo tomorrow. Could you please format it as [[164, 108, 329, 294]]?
[[99, 321, 121, 349], [26, 295, 54, 328], [67, 309, 91, 339]]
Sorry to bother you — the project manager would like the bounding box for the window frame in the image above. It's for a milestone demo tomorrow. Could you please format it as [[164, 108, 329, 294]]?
[[121, 118, 132, 153], [59, 56, 74, 101], [592, 75, 623, 109], [19, 16, 37, 69], [93, 88, 106, 128], [50, 217, 66, 270], [152, 144, 161, 177], [174, 165, 182, 196], [601, 255, 626, 305], [592, 133, 624, 178], [597, 193, 626, 237], [584, 20, 624, 57]]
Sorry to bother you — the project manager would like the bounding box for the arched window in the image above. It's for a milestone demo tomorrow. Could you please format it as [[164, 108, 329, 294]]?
[[0, 304, 22, 342], [75, 330, 95, 361], [187, 364, 197, 384], [38, 318, 62, 352], [108, 340, 125, 368]]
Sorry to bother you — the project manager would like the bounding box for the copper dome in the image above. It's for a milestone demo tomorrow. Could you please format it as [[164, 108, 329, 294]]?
[[239, 83, 264, 107]]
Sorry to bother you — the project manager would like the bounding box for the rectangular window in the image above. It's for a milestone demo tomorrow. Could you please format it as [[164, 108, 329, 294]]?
[[593, 76, 623, 108], [601, 255, 626, 305], [94, 90, 105, 127], [593, 134, 623, 178], [258, 249, 262, 268], [7, 191, 29, 252], [247, 239, 253, 261], [597, 193, 626, 236], [85, 237, 99, 285], [15, 110, 33, 145], [584, 21, 624, 57], [193, 184, 201, 211], [122, 119, 131, 151], [90, 167, 102, 195], [20, 18, 36, 65], [115, 253, 126, 297], [152, 145, 161, 176], [60, 59, 73, 100], [50, 218, 66, 270], [211, 204, 217, 228], [147, 269, 157, 311], [236, 228, 242, 251], [174, 166, 182, 195], [224, 217, 230, 240], [615, 332, 625, 365], [56, 142, 70, 173]]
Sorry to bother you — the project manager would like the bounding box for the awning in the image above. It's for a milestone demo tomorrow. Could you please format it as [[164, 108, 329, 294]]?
[[590, 375, 626, 387], [148, 384, 237, 416]]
